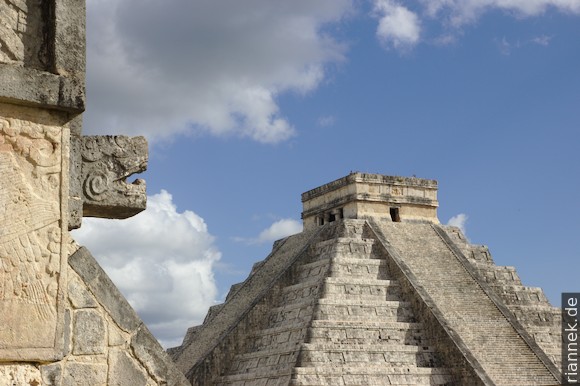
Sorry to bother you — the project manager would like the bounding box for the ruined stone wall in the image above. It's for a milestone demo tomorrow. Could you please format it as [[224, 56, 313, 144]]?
[[0, 2, 189, 384]]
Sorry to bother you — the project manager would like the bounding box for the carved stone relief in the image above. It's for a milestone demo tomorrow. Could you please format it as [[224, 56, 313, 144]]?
[[81, 135, 148, 219], [0, 104, 68, 360], [0, 0, 48, 70]]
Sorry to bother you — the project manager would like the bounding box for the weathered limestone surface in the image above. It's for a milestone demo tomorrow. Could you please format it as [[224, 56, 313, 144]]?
[[0, 363, 43, 386], [0, 103, 69, 361]]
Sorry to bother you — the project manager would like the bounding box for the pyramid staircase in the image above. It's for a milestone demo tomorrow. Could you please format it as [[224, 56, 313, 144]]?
[[290, 224, 454, 386], [443, 227, 562, 369], [369, 221, 559, 385], [172, 221, 456, 385]]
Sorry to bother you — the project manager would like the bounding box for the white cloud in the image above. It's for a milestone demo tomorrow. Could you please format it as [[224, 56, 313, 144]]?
[[84, 0, 352, 144], [497, 36, 512, 55], [235, 218, 303, 245], [370, 0, 580, 49], [420, 0, 580, 27], [71, 190, 220, 348], [531, 34, 553, 45], [447, 213, 468, 235], [432, 33, 458, 46], [373, 0, 421, 49], [317, 115, 336, 127]]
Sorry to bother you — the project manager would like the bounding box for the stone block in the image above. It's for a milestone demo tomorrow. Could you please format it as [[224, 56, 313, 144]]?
[[73, 309, 106, 355], [68, 274, 98, 309], [63, 362, 107, 386], [108, 349, 147, 386], [69, 247, 141, 333], [131, 325, 191, 386], [40, 363, 62, 386], [0, 64, 85, 111], [108, 323, 128, 347]]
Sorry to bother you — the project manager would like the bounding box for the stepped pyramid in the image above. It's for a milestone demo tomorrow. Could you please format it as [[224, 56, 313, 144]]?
[[169, 173, 562, 385]]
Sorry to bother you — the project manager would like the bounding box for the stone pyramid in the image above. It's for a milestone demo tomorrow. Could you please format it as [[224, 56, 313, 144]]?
[[169, 173, 561, 385]]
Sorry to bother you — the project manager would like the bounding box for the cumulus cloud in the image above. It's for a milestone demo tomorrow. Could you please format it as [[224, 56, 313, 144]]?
[[447, 213, 468, 235], [370, 0, 580, 49], [71, 190, 220, 348], [84, 0, 352, 143], [373, 0, 421, 49], [235, 218, 303, 245]]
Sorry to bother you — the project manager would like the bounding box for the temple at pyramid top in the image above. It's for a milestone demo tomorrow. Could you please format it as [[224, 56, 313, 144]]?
[[302, 172, 439, 229]]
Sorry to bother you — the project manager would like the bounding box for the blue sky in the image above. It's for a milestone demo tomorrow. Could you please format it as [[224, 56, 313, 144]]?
[[73, 0, 580, 347]]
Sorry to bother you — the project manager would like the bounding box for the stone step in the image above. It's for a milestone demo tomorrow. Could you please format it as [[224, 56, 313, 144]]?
[[281, 278, 324, 305], [492, 285, 550, 305], [291, 366, 454, 386], [296, 259, 330, 281], [226, 344, 301, 375], [252, 324, 307, 351], [324, 276, 396, 286], [301, 342, 434, 352], [317, 298, 409, 307], [217, 371, 292, 386], [314, 299, 416, 322], [339, 220, 367, 239], [484, 371, 559, 385], [377, 222, 558, 385], [269, 299, 315, 327], [329, 257, 388, 279], [322, 277, 400, 301], [313, 238, 377, 261], [464, 245, 495, 265], [300, 351, 437, 368], [308, 321, 430, 347], [473, 264, 523, 285], [225, 282, 244, 301], [203, 303, 225, 323]]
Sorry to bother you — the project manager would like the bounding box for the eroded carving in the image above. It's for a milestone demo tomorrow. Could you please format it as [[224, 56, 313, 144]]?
[[81, 135, 148, 219], [0, 111, 66, 358]]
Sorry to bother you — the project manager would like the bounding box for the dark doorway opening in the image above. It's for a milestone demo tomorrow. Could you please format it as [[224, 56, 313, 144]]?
[[390, 207, 401, 222]]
